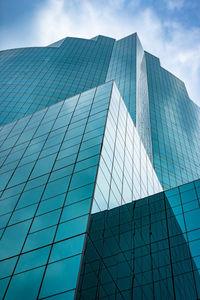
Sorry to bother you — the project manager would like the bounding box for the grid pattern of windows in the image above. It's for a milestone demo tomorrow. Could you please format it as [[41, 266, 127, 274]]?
[[106, 33, 138, 123], [1, 33, 200, 191], [0, 81, 113, 299], [0, 32, 200, 300], [78, 178, 200, 300], [0, 36, 114, 125], [136, 50, 154, 164], [93, 83, 162, 213], [145, 52, 200, 189], [0, 81, 163, 299]]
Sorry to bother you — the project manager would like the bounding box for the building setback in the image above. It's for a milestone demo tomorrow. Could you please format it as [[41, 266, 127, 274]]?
[[0, 33, 200, 299]]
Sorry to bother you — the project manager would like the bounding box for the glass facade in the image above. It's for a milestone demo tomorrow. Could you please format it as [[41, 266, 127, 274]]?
[[106, 33, 138, 123], [0, 82, 110, 299], [144, 52, 200, 189], [0, 32, 200, 299], [0, 82, 162, 299], [78, 178, 200, 300], [1, 33, 200, 189], [93, 82, 162, 214], [0, 36, 114, 125]]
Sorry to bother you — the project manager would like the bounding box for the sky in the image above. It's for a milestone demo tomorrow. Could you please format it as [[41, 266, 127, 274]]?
[[0, 0, 200, 105]]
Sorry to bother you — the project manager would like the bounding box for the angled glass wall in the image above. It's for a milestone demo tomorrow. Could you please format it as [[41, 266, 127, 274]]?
[[1, 33, 200, 190], [0, 36, 114, 125], [78, 178, 200, 300], [93, 82, 162, 214], [0, 31, 200, 300], [0, 81, 113, 299], [144, 52, 200, 189], [136, 49, 153, 164], [0, 81, 162, 299], [106, 33, 138, 123]]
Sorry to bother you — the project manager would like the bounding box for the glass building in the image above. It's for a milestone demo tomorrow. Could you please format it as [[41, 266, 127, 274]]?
[[0, 33, 200, 299]]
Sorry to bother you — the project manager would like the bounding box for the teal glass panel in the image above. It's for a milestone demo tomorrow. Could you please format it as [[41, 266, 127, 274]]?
[[0, 220, 31, 260], [60, 198, 92, 223], [39, 255, 81, 297], [36, 194, 65, 215], [0, 256, 18, 279], [5, 266, 45, 300], [0, 278, 10, 297], [23, 226, 56, 252], [44, 290, 75, 299], [15, 246, 51, 273], [65, 183, 95, 205], [55, 215, 89, 242], [30, 209, 61, 233], [49, 234, 85, 262]]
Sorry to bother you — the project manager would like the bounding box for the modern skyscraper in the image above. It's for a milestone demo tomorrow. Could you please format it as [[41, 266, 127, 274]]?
[[0, 33, 200, 299]]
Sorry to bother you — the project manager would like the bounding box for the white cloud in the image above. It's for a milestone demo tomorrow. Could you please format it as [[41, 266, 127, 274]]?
[[166, 0, 184, 10], [0, 0, 199, 105], [35, 0, 71, 45]]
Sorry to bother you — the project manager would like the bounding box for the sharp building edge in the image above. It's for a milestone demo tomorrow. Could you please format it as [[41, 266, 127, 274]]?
[[0, 33, 200, 299]]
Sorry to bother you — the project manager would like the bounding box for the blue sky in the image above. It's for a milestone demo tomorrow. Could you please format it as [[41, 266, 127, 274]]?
[[0, 0, 200, 105]]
